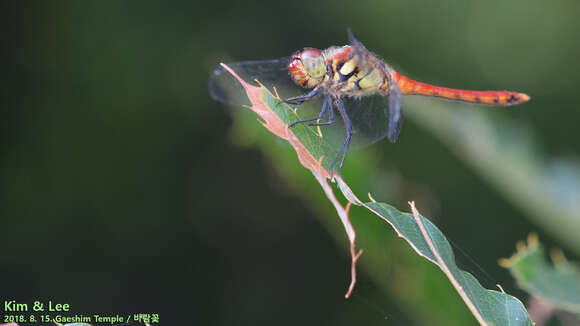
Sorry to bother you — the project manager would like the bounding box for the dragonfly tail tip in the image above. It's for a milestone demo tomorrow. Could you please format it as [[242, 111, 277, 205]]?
[[520, 93, 531, 103]]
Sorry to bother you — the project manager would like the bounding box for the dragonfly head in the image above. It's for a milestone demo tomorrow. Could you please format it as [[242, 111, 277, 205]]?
[[288, 48, 326, 88]]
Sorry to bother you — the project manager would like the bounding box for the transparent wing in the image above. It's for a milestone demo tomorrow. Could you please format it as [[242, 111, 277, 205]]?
[[315, 94, 401, 151], [347, 28, 378, 74], [345, 95, 396, 149], [208, 57, 306, 107], [386, 72, 404, 142], [346, 28, 404, 143]]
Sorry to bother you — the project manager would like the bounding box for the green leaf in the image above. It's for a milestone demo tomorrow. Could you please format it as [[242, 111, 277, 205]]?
[[501, 234, 580, 313], [366, 201, 532, 326], [210, 63, 533, 326]]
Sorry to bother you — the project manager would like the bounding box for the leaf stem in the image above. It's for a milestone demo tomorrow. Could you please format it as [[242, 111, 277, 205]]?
[[315, 174, 362, 298]]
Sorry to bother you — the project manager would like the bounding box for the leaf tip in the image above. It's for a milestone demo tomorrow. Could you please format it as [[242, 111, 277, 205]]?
[[527, 232, 539, 246], [272, 86, 281, 99], [500, 233, 543, 268], [549, 248, 566, 265], [254, 78, 265, 88], [498, 258, 512, 268], [496, 284, 506, 293], [408, 201, 418, 216]]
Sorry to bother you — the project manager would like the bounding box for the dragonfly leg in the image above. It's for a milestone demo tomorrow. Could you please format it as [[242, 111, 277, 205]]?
[[307, 94, 334, 126], [329, 97, 352, 174], [279, 87, 322, 106], [289, 94, 333, 128]]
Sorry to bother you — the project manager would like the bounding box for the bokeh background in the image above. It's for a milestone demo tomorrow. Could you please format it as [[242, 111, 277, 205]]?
[[2, 1, 579, 325]]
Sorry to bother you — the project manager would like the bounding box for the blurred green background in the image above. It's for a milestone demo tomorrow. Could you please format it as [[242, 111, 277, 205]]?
[[2, 1, 579, 325]]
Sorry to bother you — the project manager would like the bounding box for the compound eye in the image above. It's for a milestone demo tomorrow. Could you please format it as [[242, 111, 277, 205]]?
[[300, 48, 321, 60], [300, 48, 325, 79]]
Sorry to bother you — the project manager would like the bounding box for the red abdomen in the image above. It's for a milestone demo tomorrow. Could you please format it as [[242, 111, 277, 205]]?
[[392, 72, 530, 106]]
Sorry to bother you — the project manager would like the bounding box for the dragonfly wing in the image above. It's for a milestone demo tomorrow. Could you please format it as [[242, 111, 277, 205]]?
[[347, 29, 404, 142], [387, 76, 403, 142], [208, 57, 303, 106], [337, 95, 391, 149], [346, 28, 377, 73], [348, 28, 403, 143], [347, 28, 363, 52], [334, 91, 403, 150], [209, 57, 326, 145]]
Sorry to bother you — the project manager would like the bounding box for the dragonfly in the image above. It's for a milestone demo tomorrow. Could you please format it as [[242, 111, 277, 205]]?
[[209, 29, 530, 175]]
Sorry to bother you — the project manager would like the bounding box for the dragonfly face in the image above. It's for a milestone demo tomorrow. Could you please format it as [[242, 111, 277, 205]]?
[[288, 48, 326, 88]]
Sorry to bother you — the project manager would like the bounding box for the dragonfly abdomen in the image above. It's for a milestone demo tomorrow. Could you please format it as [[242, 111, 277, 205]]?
[[392, 72, 530, 106]]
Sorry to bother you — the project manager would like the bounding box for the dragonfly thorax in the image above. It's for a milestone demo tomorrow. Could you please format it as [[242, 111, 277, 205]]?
[[288, 48, 326, 89]]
